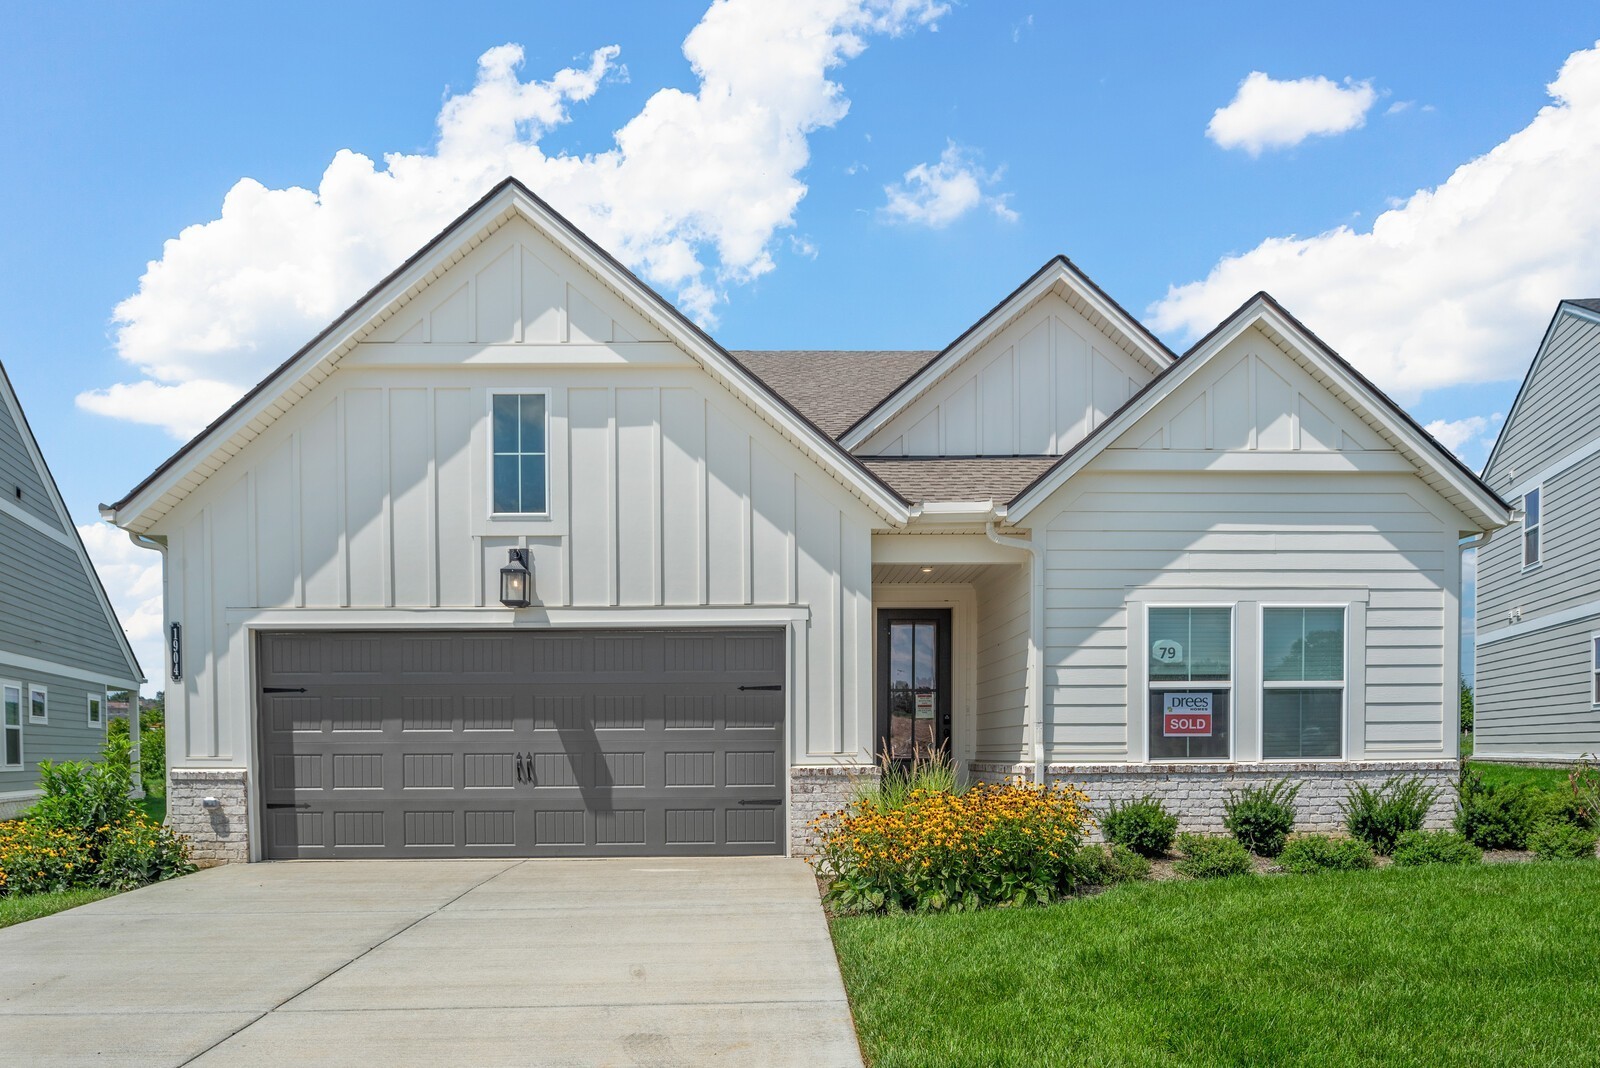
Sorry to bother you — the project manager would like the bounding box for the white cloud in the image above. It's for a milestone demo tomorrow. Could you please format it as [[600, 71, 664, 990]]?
[[77, 521, 164, 694], [1424, 413, 1504, 465], [80, 1, 949, 438], [881, 142, 1017, 227], [1153, 41, 1600, 400], [1206, 71, 1377, 155]]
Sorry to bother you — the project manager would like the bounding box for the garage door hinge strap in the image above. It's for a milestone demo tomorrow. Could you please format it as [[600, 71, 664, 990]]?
[[738, 799, 782, 806], [262, 687, 307, 694], [737, 685, 782, 691]]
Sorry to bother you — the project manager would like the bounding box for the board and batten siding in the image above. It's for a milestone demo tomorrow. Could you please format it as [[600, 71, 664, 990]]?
[[858, 297, 1153, 458]]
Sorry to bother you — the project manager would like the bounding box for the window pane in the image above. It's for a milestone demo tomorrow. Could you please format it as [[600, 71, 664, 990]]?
[[4, 729, 17, 766], [519, 394, 546, 454], [30, 692, 44, 719], [519, 455, 547, 514], [1264, 608, 1345, 682], [1149, 607, 1231, 682], [492, 455, 520, 513], [1524, 488, 1540, 525], [1149, 689, 1231, 760], [1263, 688, 1343, 759], [89, 699, 100, 723], [3, 687, 17, 726], [1524, 528, 1539, 566], [491, 395, 520, 453]]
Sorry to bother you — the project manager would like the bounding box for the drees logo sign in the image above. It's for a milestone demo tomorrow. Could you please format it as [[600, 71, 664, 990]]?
[[1162, 692, 1213, 737]]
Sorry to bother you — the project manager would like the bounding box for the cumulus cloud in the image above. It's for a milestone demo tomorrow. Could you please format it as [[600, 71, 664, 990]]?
[[1206, 71, 1377, 155], [78, 522, 164, 692], [80, 0, 949, 438], [1425, 413, 1503, 465], [1153, 41, 1600, 400], [881, 142, 1017, 227]]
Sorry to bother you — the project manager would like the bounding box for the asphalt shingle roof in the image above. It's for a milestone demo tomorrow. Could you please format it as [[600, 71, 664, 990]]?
[[860, 456, 1063, 504], [729, 350, 934, 439]]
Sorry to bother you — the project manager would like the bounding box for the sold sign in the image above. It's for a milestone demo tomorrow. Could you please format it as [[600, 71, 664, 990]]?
[[1162, 692, 1213, 737]]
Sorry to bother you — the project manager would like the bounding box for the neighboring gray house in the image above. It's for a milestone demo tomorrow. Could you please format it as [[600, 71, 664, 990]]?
[[1476, 299, 1600, 760], [0, 361, 145, 818], [103, 179, 1509, 863]]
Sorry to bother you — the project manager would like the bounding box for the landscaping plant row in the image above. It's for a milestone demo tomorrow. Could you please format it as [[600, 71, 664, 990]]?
[[809, 757, 1600, 914]]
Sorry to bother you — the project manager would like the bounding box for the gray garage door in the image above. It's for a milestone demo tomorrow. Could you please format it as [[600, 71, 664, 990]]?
[[257, 629, 786, 859]]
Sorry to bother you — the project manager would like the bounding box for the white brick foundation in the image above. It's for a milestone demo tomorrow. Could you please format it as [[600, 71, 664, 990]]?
[[968, 760, 1458, 836], [168, 768, 250, 866], [790, 764, 878, 856]]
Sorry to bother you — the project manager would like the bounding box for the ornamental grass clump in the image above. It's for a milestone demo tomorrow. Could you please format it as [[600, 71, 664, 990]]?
[[810, 777, 1094, 914]]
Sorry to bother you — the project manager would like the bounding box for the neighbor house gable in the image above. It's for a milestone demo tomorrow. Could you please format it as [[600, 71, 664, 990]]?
[[106, 179, 910, 535], [840, 256, 1175, 452], [1005, 293, 1513, 532], [1481, 299, 1600, 490]]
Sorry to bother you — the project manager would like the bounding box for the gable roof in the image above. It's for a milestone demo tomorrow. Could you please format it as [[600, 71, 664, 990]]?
[[838, 255, 1178, 450], [1004, 292, 1514, 532], [730, 350, 934, 438], [862, 456, 1061, 505], [1481, 298, 1600, 480], [0, 360, 144, 686], [106, 178, 913, 532]]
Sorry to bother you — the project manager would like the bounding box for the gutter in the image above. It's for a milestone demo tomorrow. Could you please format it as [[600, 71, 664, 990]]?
[[985, 520, 1045, 785]]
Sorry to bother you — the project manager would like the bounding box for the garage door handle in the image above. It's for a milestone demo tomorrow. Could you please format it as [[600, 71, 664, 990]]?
[[515, 753, 526, 784], [737, 798, 782, 806], [737, 685, 782, 692]]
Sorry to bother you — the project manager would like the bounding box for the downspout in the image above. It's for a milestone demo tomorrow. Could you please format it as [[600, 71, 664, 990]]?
[[986, 520, 1046, 785], [126, 531, 167, 802]]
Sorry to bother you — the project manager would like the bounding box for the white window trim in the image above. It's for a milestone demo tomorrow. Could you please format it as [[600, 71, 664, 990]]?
[[87, 691, 105, 728], [2, 679, 21, 768], [1522, 485, 1543, 572], [27, 684, 46, 724], [1145, 603, 1236, 763], [486, 388, 552, 520], [1590, 632, 1600, 709], [1259, 603, 1349, 763]]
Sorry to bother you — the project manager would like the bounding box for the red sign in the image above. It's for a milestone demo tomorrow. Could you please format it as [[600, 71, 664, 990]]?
[[1162, 692, 1214, 737]]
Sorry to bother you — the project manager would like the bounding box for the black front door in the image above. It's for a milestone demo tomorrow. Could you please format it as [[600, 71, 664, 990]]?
[[876, 608, 952, 766]]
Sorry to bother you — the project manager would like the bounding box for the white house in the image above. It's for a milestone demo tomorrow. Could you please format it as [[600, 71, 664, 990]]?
[[103, 179, 1511, 862]]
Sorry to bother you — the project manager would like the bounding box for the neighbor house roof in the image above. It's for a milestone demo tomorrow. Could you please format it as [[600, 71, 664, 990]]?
[[729, 351, 934, 439], [861, 456, 1061, 505], [1481, 297, 1600, 480]]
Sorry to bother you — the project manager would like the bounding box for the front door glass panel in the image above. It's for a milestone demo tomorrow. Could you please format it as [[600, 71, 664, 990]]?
[[887, 621, 939, 761]]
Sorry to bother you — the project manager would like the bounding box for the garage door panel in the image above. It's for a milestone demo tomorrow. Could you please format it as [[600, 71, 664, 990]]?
[[258, 629, 785, 859]]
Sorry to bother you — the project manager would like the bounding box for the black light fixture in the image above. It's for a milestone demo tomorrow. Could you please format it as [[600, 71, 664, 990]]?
[[499, 548, 532, 608]]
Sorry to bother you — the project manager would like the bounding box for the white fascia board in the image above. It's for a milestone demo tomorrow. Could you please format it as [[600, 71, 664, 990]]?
[[838, 260, 1174, 451], [110, 186, 909, 530]]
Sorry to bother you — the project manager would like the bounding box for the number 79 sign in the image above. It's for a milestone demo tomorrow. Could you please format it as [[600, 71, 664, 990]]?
[[1151, 639, 1184, 664]]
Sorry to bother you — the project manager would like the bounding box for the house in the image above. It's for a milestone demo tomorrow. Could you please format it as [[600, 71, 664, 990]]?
[[1, 360, 145, 819], [102, 178, 1510, 862], [1475, 299, 1600, 761]]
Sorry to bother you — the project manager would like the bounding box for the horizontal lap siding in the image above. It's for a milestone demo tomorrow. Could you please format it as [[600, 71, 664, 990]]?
[[0, 665, 101, 794], [1041, 472, 1452, 763], [1477, 616, 1600, 756], [1488, 315, 1600, 480], [974, 563, 1030, 762], [1477, 453, 1600, 622], [0, 387, 61, 529], [0, 512, 133, 679]]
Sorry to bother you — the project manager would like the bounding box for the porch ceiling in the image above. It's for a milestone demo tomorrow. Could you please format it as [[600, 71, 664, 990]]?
[[872, 562, 1020, 585]]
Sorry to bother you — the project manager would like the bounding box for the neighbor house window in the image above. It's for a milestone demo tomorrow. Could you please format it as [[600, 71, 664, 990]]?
[[88, 692, 104, 728], [1147, 606, 1232, 760], [3, 682, 20, 767], [1523, 487, 1542, 568], [28, 686, 46, 724], [1262, 607, 1346, 760], [490, 392, 548, 515]]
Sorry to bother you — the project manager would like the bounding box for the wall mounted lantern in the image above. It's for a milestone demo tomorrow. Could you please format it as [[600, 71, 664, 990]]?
[[499, 548, 532, 608]]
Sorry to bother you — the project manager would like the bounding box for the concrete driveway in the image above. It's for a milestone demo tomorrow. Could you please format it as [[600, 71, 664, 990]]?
[[0, 859, 863, 1067]]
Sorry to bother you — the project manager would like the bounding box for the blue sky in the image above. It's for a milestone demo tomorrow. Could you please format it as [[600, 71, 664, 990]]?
[[2, 1, 1595, 684]]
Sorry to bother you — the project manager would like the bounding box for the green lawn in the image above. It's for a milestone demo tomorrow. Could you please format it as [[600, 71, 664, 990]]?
[[1469, 760, 1575, 794], [135, 791, 167, 823], [0, 888, 118, 930], [832, 863, 1600, 1067]]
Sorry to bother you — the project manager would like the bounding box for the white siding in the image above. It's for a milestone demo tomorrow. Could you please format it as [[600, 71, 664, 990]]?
[[974, 563, 1031, 762]]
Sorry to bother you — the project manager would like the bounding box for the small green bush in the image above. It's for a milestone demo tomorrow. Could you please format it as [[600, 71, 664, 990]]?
[[1277, 834, 1377, 874], [1459, 678, 1474, 735], [1343, 776, 1438, 854], [1455, 767, 1547, 849], [1173, 834, 1254, 879], [1073, 843, 1152, 887], [1527, 821, 1599, 861], [1101, 795, 1178, 857], [1391, 829, 1482, 867], [1223, 779, 1299, 856], [107, 715, 166, 795]]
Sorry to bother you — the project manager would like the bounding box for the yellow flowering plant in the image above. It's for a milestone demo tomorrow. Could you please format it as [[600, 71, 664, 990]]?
[[810, 776, 1094, 913]]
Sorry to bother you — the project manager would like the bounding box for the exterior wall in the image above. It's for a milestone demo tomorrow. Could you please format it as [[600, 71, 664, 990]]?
[[1477, 603, 1600, 758], [974, 562, 1030, 764], [0, 662, 107, 803], [789, 764, 877, 857], [970, 760, 1457, 833], [0, 374, 61, 530], [859, 296, 1153, 457], [167, 769, 249, 866], [147, 219, 879, 859], [1483, 310, 1600, 483]]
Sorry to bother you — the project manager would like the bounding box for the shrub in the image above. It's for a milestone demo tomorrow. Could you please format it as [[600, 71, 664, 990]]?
[[1391, 829, 1482, 867], [107, 715, 167, 794], [1455, 766, 1547, 849], [1223, 779, 1299, 856], [95, 813, 193, 890], [0, 821, 95, 896], [1564, 757, 1600, 829], [1101, 795, 1178, 858], [1342, 776, 1438, 854], [29, 752, 137, 837], [1527, 821, 1599, 861], [1277, 834, 1377, 874], [1073, 842, 1152, 887], [1172, 834, 1254, 879], [811, 778, 1094, 913]]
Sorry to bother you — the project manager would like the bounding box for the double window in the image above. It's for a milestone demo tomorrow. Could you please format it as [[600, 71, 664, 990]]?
[[1522, 487, 1542, 569], [1147, 607, 1233, 760], [490, 392, 549, 516], [3, 682, 20, 767], [1262, 607, 1346, 759]]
